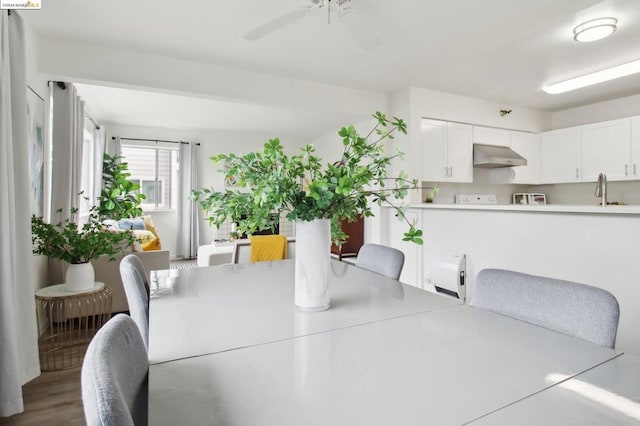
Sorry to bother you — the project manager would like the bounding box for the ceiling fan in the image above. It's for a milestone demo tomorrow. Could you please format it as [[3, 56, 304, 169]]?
[[243, 0, 380, 50]]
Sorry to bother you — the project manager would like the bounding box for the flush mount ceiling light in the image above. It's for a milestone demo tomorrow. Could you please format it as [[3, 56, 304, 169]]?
[[573, 17, 617, 42], [543, 59, 640, 94]]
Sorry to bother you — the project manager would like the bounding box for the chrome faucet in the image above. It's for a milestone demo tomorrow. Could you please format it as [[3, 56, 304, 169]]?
[[595, 172, 607, 206]]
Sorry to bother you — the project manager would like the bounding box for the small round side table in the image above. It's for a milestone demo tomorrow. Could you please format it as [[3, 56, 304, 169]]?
[[35, 282, 112, 371]]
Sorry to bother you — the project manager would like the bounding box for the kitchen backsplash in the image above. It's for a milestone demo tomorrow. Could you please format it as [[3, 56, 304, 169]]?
[[422, 175, 640, 206], [531, 181, 640, 205]]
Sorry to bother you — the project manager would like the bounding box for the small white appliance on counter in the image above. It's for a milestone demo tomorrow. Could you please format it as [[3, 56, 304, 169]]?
[[429, 253, 466, 302], [455, 194, 497, 205]]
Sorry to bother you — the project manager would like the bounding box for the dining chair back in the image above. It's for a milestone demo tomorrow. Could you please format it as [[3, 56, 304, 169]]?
[[120, 254, 149, 349], [472, 268, 620, 348], [81, 314, 148, 426], [355, 244, 405, 280]]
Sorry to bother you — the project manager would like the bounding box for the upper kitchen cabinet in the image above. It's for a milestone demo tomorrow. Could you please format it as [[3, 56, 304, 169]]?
[[487, 130, 540, 184], [509, 131, 539, 184], [581, 118, 631, 182], [422, 119, 473, 183], [630, 116, 640, 179], [473, 126, 511, 147], [540, 127, 581, 183]]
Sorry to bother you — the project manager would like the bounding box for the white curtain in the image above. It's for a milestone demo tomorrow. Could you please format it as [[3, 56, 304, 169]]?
[[91, 124, 106, 207], [0, 10, 41, 417], [47, 82, 84, 284], [107, 135, 120, 157], [176, 142, 200, 259], [50, 82, 84, 218]]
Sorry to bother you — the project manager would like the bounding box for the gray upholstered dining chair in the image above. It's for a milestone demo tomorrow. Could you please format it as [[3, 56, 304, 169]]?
[[120, 254, 150, 350], [472, 268, 620, 348], [81, 314, 148, 426], [355, 243, 405, 280]]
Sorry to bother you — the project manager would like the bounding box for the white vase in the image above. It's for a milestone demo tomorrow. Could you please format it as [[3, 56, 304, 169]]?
[[295, 218, 331, 311], [65, 262, 95, 292]]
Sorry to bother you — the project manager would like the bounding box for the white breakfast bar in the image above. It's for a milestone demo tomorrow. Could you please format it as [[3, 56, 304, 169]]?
[[148, 260, 637, 425]]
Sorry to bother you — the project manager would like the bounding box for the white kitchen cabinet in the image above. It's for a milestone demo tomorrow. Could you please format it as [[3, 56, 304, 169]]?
[[488, 131, 539, 184], [630, 117, 640, 179], [508, 131, 539, 184], [581, 118, 631, 182], [387, 208, 422, 288], [473, 126, 511, 147], [421, 119, 473, 182], [540, 127, 581, 183]]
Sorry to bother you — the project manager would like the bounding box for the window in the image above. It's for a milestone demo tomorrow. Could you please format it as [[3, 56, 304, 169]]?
[[120, 144, 178, 210]]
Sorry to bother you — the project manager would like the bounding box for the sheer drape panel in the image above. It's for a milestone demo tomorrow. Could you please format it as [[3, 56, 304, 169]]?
[[92, 126, 106, 206], [50, 83, 84, 217], [176, 142, 200, 259], [48, 83, 85, 283], [90, 124, 105, 207], [107, 135, 121, 156], [0, 10, 41, 417]]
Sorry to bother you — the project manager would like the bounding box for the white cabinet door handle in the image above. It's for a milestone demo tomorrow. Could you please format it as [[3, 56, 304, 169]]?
[[448, 166, 453, 177], [626, 165, 629, 176], [576, 168, 579, 179], [443, 166, 448, 177], [511, 169, 515, 179]]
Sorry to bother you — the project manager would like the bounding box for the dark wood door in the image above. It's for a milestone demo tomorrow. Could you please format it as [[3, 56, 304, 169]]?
[[331, 215, 364, 260]]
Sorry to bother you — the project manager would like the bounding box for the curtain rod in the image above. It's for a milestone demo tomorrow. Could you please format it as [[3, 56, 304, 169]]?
[[113, 137, 200, 146], [85, 112, 100, 130]]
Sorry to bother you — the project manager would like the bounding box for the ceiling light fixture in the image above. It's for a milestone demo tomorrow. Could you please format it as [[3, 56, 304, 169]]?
[[543, 59, 640, 94], [573, 17, 617, 42]]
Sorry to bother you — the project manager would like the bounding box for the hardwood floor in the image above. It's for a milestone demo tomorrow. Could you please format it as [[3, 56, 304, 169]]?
[[0, 368, 85, 426]]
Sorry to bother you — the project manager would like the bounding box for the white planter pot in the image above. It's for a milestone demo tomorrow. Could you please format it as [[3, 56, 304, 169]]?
[[65, 262, 95, 292], [295, 218, 331, 311]]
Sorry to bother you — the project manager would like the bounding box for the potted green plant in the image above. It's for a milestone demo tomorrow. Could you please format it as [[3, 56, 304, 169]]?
[[424, 183, 440, 203], [97, 153, 146, 220], [194, 112, 421, 310], [32, 205, 135, 291]]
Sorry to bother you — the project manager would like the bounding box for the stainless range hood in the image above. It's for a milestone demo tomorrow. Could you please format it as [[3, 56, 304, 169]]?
[[473, 144, 527, 168]]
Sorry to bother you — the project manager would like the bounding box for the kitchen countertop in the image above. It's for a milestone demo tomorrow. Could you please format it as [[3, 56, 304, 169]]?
[[408, 203, 640, 215]]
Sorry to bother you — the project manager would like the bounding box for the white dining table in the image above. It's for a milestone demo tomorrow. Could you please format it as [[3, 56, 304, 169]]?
[[470, 352, 640, 425], [148, 260, 626, 425], [148, 259, 461, 364]]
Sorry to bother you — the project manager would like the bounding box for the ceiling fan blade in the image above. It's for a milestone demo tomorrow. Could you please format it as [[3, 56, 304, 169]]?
[[244, 8, 311, 41]]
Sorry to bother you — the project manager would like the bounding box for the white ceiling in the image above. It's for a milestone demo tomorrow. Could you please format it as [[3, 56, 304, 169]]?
[[73, 84, 365, 138], [21, 0, 640, 131]]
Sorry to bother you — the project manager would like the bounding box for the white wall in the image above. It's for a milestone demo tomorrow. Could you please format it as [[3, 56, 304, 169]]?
[[408, 86, 552, 133], [419, 207, 640, 356], [22, 13, 51, 289], [104, 122, 309, 256], [552, 93, 640, 129]]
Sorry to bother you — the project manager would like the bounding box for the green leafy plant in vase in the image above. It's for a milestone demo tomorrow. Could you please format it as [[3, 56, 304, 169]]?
[[194, 112, 422, 243], [193, 112, 422, 310], [32, 204, 135, 291]]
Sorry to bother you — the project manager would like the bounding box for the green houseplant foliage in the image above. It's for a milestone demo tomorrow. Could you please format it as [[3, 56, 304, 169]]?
[[97, 153, 146, 220], [194, 112, 423, 245], [32, 206, 135, 264]]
